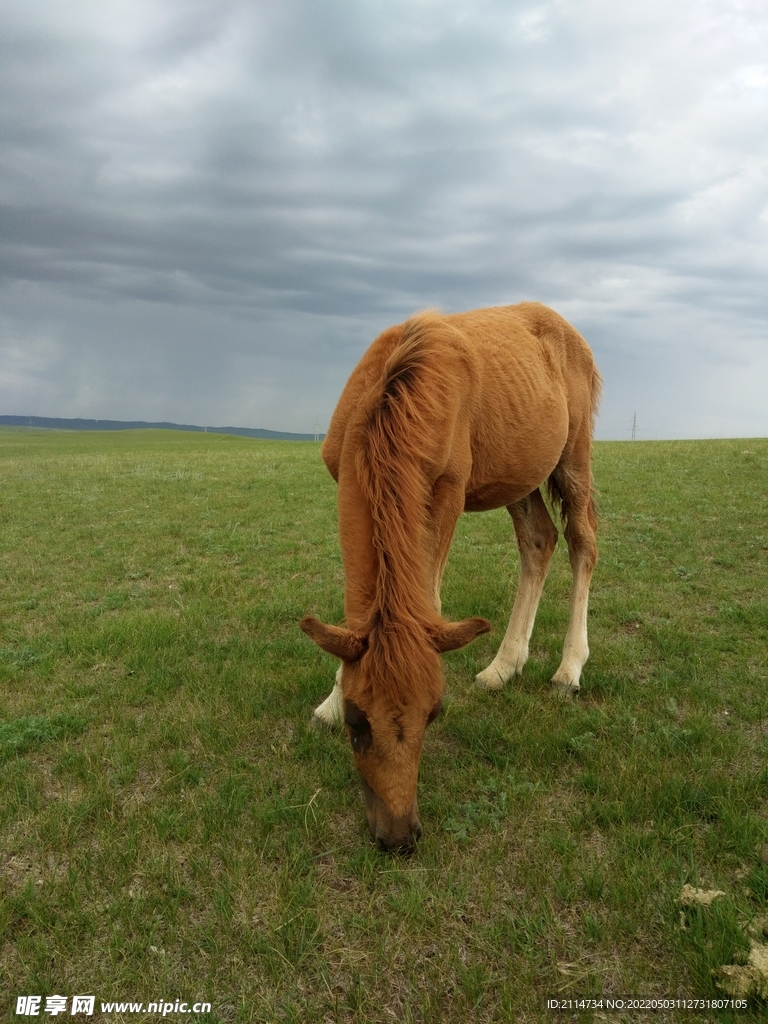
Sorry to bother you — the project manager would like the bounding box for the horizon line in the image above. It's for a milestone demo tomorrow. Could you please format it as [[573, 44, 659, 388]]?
[[0, 414, 325, 442]]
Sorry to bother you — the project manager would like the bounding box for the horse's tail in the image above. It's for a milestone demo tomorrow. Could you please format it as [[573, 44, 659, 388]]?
[[547, 358, 601, 531]]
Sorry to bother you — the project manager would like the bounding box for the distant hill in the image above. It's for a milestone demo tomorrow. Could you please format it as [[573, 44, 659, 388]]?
[[0, 415, 324, 441]]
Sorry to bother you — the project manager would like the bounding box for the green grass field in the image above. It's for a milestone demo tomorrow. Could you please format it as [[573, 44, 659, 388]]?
[[1, 427, 767, 1022]]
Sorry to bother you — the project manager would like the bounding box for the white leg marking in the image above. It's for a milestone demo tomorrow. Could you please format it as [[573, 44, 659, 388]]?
[[475, 570, 547, 690], [313, 665, 344, 726], [551, 563, 591, 697], [476, 493, 557, 691]]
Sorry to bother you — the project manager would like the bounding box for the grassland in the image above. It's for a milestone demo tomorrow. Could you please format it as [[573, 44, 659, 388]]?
[[0, 427, 766, 1022]]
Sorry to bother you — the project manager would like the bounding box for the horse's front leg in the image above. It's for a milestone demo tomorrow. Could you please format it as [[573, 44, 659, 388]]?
[[313, 664, 344, 727], [312, 475, 463, 727], [425, 475, 465, 615]]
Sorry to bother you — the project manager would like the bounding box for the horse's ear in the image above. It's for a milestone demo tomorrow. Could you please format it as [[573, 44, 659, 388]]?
[[431, 616, 491, 653], [300, 616, 367, 662]]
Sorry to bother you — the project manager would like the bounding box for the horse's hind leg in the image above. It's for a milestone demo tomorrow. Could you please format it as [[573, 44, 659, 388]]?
[[476, 489, 558, 690], [550, 452, 598, 697]]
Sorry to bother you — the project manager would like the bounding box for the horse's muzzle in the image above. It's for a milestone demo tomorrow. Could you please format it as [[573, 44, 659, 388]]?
[[359, 775, 422, 853]]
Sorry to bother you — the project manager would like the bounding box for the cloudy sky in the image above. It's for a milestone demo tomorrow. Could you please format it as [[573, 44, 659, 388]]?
[[2, 0, 767, 439]]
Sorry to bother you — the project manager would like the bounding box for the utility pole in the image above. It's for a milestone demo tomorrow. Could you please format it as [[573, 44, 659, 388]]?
[[314, 416, 320, 442], [631, 412, 637, 441]]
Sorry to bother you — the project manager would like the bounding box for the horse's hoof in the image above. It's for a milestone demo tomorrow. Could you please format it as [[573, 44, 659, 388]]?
[[310, 710, 336, 730], [474, 667, 505, 690], [551, 679, 580, 698]]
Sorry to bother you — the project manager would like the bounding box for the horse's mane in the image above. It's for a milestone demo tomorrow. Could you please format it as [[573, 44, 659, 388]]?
[[351, 312, 456, 704]]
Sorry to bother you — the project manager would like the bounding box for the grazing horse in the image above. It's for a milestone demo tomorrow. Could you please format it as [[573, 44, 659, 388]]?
[[301, 303, 601, 851]]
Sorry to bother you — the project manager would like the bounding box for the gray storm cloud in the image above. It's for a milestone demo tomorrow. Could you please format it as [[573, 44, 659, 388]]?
[[1, 0, 767, 438]]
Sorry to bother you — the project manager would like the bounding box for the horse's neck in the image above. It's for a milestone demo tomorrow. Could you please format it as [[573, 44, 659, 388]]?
[[337, 458, 378, 631], [337, 454, 433, 633]]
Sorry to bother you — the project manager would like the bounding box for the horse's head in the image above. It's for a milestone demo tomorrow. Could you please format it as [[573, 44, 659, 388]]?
[[300, 614, 490, 851]]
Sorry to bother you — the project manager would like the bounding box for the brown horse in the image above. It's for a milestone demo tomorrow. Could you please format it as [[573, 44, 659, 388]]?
[[301, 303, 601, 851]]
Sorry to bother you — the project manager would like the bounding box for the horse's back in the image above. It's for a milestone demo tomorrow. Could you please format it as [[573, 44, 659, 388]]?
[[323, 303, 599, 494], [447, 302, 597, 441], [447, 303, 595, 403]]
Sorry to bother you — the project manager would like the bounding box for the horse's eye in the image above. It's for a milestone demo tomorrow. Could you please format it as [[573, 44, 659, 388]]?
[[344, 700, 373, 753]]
